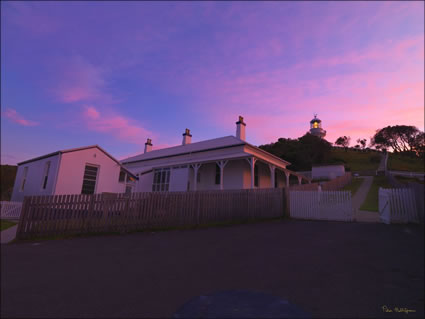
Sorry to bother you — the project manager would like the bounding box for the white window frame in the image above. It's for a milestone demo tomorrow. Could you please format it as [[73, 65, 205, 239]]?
[[152, 168, 170, 192], [41, 161, 51, 190], [81, 163, 100, 195], [118, 169, 126, 183], [20, 166, 29, 192]]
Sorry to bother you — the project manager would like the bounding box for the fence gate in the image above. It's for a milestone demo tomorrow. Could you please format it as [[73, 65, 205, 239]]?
[[289, 190, 353, 222], [379, 188, 418, 224]]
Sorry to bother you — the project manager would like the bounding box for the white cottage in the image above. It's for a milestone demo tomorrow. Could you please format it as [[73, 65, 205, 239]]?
[[122, 117, 310, 192], [11, 145, 136, 202]]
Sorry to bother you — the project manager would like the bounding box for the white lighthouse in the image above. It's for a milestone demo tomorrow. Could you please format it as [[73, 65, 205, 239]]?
[[309, 114, 326, 138]]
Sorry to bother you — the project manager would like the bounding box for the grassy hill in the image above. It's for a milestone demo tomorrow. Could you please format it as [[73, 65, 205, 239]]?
[[327, 148, 382, 171], [388, 153, 424, 172], [1, 165, 17, 201]]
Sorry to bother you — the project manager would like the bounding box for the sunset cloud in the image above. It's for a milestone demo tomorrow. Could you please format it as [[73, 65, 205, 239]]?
[[2, 108, 39, 126], [51, 55, 119, 105], [1, 2, 423, 164], [82, 106, 153, 146]]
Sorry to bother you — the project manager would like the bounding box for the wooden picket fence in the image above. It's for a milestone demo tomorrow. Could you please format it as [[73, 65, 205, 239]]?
[[16, 188, 286, 240], [379, 188, 419, 224], [289, 190, 353, 222], [0, 201, 23, 220]]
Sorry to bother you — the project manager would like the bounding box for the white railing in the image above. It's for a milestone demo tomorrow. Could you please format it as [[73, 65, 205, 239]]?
[[0, 201, 23, 220], [379, 188, 418, 224], [289, 190, 353, 222]]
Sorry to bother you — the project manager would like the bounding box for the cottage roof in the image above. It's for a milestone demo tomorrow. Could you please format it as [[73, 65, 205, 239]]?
[[122, 136, 245, 163], [121, 135, 291, 167], [17, 145, 137, 179]]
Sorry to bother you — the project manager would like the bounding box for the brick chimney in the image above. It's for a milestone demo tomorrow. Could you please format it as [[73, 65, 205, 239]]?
[[144, 138, 152, 153], [236, 116, 246, 141], [182, 128, 192, 145]]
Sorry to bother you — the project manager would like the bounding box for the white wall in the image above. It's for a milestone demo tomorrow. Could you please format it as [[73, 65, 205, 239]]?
[[11, 155, 60, 202], [276, 171, 286, 188], [136, 172, 154, 192], [258, 162, 272, 188], [170, 166, 189, 191], [55, 148, 127, 195], [242, 160, 275, 189], [190, 161, 245, 191], [312, 165, 345, 180]]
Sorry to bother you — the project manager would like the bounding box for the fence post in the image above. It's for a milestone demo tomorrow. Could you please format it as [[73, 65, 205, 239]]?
[[16, 196, 30, 240]]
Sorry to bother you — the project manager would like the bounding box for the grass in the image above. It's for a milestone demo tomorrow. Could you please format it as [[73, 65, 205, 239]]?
[[388, 153, 424, 172], [394, 175, 424, 185], [342, 177, 364, 196], [359, 176, 393, 212], [329, 149, 381, 171], [1, 220, 17, 231]]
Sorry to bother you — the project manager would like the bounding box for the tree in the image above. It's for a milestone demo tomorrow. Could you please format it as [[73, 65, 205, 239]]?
[[259, 133, 332, 171], [370, 125, 424, 157], [356, 138, 367, 150], [411, 131, 425, 158], [335, 136, 350, 150]]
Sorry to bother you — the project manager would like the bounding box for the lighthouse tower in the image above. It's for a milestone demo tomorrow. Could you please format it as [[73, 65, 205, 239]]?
[[309, 114, 326, 138]]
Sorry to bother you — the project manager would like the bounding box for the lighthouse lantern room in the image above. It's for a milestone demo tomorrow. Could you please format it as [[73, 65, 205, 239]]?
[[309, 114, 326, 138]]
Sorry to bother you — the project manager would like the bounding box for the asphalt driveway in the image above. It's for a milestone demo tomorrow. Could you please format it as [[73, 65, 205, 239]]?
[[1, 219, 424, 318]]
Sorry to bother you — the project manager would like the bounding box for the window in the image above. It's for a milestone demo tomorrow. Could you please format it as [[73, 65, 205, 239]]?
[[152, 168, 170, 192], [125, 186, 132, 195], [42, 161, 51, 189], [119, 169, 126, 183], [215, 164, 220, 185], [20, 167, 28, 191], [81, 165, 99, 194], [254, 164, 259, 187]]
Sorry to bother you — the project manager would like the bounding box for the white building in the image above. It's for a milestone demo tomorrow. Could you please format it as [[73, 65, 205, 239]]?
[[312, 164, 345, 180], [122, 116, 310, 192], [309, 114, 326, 139], [11, 145, 136, 202]]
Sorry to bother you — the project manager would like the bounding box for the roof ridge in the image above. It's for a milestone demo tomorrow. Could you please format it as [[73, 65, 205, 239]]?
[[122, 135, 245, 163]]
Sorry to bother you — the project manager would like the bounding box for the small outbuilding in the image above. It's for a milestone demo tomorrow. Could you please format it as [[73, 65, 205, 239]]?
[[11, 145, 137, 202], [312, 164, 345, 180]]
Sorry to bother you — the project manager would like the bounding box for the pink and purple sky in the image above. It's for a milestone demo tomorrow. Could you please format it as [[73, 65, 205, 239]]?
[[1, 1, 424, 165]]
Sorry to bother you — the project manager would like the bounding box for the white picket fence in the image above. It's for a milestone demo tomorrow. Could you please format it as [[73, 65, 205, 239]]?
[[289, 190, 353, 222], [379, 188, 418, 224], [0, 201, 23, 220]]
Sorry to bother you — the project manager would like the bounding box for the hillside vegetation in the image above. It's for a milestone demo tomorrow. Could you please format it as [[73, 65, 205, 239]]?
[[328, 148, 382, 171], [259, 134, 384, 172], [1, 165, 17, 201], [388, 153, 424, 172]]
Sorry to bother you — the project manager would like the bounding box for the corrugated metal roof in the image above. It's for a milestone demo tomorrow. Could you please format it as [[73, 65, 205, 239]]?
[[121, 136, 246, 164], [18, 145, 137, 179]]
